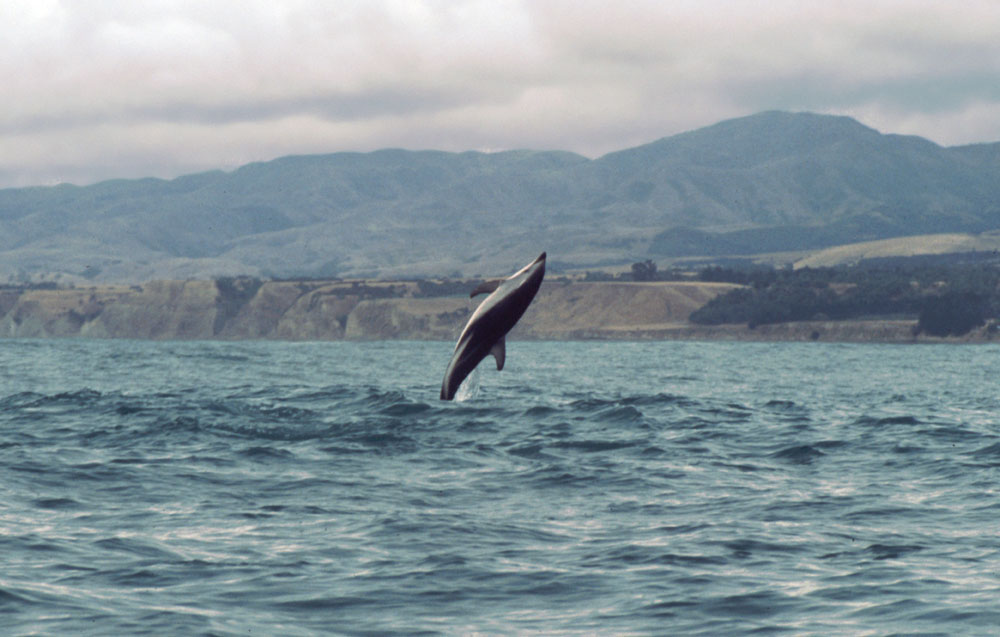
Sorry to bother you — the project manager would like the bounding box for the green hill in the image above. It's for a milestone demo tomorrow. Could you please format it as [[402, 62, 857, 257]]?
[[2, 111, 999, 283]]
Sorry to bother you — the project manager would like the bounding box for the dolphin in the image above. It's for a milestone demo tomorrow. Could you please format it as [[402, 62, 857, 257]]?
[[440, 252, 546, 400]]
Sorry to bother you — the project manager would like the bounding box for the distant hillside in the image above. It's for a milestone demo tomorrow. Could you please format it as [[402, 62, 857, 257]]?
[[793, 232, 1000, 269], [2, 111, 999, 283]]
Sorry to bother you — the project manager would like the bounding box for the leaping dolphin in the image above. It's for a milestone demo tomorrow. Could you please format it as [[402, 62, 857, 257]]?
[[440, 252, 546, 400]]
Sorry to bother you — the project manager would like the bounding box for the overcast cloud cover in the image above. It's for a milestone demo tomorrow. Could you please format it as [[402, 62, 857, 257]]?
[[3, 0, 1000, 188]]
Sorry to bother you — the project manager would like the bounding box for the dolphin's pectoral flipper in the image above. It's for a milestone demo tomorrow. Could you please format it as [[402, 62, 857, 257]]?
[[491, 337, 506, 371], [470, 279, 502, 297]]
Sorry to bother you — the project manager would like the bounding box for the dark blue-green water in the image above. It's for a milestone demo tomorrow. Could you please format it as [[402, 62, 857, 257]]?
[[3, 339, 1000, 635]]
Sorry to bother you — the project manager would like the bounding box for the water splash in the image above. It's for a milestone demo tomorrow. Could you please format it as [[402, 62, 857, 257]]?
[[454, 365, 481, 402]]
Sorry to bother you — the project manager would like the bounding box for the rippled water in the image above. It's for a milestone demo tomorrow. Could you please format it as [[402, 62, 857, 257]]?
[[3, 339, 1000, 635]]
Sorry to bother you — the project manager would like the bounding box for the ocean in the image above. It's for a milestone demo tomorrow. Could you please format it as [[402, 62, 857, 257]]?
[[2, 338, 1000, 635]]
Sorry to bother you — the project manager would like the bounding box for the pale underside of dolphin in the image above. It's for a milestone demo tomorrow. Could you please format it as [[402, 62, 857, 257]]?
[[440, 252, 546, 400]]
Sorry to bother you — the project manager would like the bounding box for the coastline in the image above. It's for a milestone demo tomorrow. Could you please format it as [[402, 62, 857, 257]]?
[[1, 279, 995, 343]]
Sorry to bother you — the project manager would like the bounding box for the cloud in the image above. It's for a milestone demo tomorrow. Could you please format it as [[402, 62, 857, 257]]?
[[2, 0, 999, 187]]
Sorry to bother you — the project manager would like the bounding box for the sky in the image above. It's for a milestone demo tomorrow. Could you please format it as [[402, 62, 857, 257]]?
[[3, 0, 1000, 188]]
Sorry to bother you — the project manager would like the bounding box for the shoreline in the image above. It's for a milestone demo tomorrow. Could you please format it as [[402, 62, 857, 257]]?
[[2, 279, 996, 344]]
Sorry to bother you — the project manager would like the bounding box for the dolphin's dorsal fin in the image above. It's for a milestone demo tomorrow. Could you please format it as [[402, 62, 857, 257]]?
[[491, 337, 506, 370], [470, 279, 502, 298]]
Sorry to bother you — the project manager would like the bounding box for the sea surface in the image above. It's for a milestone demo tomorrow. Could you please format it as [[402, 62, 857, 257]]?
[[2, 338, 1000, 636]]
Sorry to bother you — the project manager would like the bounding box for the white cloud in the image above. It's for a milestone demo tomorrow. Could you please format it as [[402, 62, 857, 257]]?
[[1, 0, 999, 187]]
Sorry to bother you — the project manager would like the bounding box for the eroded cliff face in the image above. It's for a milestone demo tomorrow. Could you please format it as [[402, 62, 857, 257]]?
[[0, 278, 742, 341], [344, 298, 470, 340], [85, 281, 220, 339], [514, 281, 735, 337], [0, 285, 133, 338]]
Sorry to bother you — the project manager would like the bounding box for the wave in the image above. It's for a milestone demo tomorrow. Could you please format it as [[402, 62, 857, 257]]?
[[4, 340, 1000, 636], [771, 444, 826, 464]]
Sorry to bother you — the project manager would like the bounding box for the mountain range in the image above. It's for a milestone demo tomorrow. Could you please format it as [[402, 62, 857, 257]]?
[[2, 110, 999, 283]]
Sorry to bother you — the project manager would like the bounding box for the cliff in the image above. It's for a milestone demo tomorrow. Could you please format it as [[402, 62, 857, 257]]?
[[1, 278, 994, 342], [0, 279, 740, 341]]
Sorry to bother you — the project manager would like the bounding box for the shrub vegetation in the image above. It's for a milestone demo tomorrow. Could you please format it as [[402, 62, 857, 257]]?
[[688, 256, 1000, 336]]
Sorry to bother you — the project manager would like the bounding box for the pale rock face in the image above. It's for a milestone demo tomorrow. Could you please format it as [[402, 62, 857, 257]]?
[[0, 279, 744, 340]]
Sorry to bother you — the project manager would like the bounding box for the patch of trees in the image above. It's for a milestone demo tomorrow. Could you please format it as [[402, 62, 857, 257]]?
[[0, 281, 62, 291], [414, 275, 574, 296], [214, 276, 264, 335], [582, 261, 689, 282], [917, 292, 988, 337], [215, 276, 263, 306], [689, 261, 1000, 336], [341, 281, 408, 299], [631, 259, 658, 281], [295, 281, 410, 299], [415, 278, 489, 298]]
